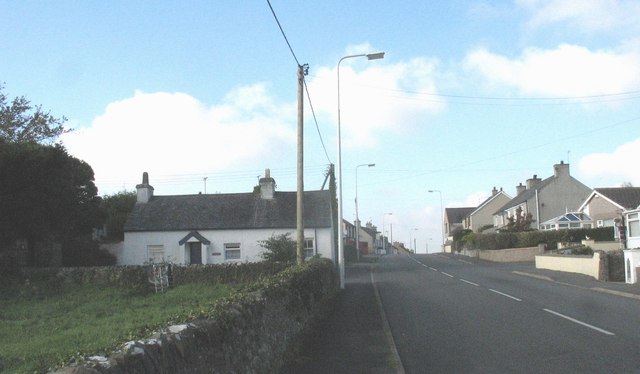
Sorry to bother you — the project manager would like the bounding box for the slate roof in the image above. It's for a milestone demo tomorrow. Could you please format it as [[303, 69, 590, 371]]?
[[124, 190, 333, 232], [445, 207, 475, 224], [592, 187, 640, 210], [495, 177, 555, 213]]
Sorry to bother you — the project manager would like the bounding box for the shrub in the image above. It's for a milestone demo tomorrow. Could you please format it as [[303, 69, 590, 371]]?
[[259, 233, 296, 263]]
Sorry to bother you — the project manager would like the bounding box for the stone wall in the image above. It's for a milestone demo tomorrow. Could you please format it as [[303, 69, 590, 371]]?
[[51, 259, 338, 374], [461, 245, 545, 262]]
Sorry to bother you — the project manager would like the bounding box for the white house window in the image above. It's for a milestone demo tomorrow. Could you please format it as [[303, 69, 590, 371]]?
[[147, 245, 165, 263], [629, 213, 640, 238], [224, 243, 241, 260], [304, 238, 315, 258]]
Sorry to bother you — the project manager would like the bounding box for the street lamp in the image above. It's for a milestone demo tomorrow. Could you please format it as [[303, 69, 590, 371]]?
[[382, 212, 392, 255], [409, 228, 418, 253], [337, 52, 385, 289], [428, 190, 444, 252], [355, 163, 375, 260]]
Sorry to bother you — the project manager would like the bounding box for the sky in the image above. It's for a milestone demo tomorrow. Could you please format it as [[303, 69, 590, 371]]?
[[2, 0, 640, 253]]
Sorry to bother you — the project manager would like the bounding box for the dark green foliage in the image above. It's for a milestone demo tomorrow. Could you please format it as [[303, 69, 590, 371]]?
[[0, 141, 102, 265], [468, 227, 615, 250], [61, 235, 117, 267], [100, 190, 136, 241], [0, 83, 68, 144], [259, 233, 297, 263], [344, 245, 358, 262], [171, 262, 292, 285]]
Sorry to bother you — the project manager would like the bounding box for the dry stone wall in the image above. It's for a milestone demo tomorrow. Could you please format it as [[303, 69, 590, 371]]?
[[50, 259, 338, 374]]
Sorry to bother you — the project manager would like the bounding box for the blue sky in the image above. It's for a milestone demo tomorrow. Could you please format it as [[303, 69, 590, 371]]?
[[2, 1, 640, 252]]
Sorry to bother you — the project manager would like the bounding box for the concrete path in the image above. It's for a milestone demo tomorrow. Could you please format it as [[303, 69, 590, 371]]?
[[284, 256, 402, 373]]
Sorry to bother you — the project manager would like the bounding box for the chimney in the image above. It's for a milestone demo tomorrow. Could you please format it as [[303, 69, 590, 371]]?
[[516, 183, 526, 195], [136, 172, 154, 203], [259, 168, 276, 200], [526, 174, 542, 189], [554, 161, 570, 179], [492, 186, 498, 196]]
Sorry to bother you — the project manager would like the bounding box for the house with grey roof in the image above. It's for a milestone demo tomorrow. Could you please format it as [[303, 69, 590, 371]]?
[[121, 170, 335, 265], [578, 187, 640, 238], [462, 187, 512, 232], [493, 162, 592, 231], [444, 206, 475, 246]]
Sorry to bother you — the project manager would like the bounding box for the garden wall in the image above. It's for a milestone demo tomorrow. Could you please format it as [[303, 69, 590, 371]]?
[[461, 245, 545, 262], [50, 259, 338, 373], [535, 252, 607, 280]]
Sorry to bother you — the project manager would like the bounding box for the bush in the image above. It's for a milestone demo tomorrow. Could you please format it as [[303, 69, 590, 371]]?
[[259, 233, 296, 263], [466, 227, 615, 251], [344, 245, 358, 262], [62, 235, 117, 267]]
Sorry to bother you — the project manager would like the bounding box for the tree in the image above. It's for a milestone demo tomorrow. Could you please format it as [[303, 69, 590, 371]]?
[[0, 84, 68, 144], [0, 141, 102, 265], [505, 206, 533, 232], [100, 191, 137, 241], [259, 233, 297, 263]]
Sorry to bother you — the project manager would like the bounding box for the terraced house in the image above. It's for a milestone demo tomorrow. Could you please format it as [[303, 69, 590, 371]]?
[[121, 170, 335, 265]]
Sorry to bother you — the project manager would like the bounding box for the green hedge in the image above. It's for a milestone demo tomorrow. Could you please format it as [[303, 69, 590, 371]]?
[[464, 227, 615, 251], [3, 262, 293, 294]]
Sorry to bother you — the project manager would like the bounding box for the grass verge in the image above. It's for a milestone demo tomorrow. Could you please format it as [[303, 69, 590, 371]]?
[[0, 281, 231, 373]]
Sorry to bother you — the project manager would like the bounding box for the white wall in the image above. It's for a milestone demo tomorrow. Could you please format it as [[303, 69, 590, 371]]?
[[122, 227, 334, 265]]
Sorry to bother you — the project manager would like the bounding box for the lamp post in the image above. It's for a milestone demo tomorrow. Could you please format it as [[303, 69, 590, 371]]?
[[409, 228, 418, 253], [337, 52, 385, 289], [429, 190, 444, 252], [382, 212, 392, 255], [355, 163, 375, 260]]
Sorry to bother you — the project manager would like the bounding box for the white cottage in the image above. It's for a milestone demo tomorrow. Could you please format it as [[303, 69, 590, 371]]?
[[121, 171, 335, 265]]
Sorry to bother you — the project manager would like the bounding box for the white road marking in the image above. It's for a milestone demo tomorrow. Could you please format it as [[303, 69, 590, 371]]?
[[458, 259, 473, 265], [489, 289, 522, 302], [441, 272, 454, 278], [543, 308, 615, 336], [460, 279, 479, 287], [429, 267, 438, 272]]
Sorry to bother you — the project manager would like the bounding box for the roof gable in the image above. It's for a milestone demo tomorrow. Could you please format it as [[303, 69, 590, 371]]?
[[586, 187, 640, 211], [446, 207, 476, 224]]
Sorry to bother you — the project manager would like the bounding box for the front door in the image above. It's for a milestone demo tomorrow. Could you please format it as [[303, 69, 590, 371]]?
[[189, 242, 202, 264]]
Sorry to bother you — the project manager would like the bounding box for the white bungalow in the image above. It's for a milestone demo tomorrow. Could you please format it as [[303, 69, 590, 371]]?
[[121, 170, 335, 265]]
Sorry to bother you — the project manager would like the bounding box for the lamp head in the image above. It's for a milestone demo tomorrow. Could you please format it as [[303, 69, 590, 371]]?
[[366, 52, 385, 60]]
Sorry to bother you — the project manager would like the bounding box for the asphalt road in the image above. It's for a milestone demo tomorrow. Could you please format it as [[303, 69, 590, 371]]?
[[375, 254, 640, 374]]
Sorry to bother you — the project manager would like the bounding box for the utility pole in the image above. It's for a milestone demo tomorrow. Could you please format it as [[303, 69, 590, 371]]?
[[296, 64, 308, 265]]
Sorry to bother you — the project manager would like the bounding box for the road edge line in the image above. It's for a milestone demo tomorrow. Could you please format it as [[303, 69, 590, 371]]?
[[591, 287, 640, 301], [512, 270, 554, 282], [370, 263, 406, 374]]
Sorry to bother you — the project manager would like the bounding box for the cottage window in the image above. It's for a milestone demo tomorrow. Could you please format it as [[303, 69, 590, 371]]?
[[304, 238, 315, 258], [629, 213, 640, 238], [147, 245, 165, 263], [224, 243, 241, 260]]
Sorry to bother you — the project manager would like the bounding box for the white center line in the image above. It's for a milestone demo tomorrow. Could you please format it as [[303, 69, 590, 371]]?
[[489, 289, 522, 302], [441, 272, 454, 278], [458, 259, 473, 265], [543, 308, 615, 336], [460, 279, 479, 287], [429, 267, 438, 271]]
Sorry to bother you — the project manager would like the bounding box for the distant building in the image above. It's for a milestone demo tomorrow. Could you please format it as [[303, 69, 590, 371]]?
[[493, 162, 592, 231]]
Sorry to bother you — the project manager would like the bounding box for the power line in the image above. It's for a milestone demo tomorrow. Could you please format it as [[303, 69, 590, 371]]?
[[266, 0, 300, 66], [265, 0, 332, 164]]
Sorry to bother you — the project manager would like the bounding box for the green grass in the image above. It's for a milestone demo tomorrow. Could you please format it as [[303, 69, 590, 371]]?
[[0, 281, 232, 374]]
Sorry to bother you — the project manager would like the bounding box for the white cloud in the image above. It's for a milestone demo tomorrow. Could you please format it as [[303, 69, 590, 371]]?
[[62, 86, 296, 194], [518, 0, 640, 33], [307, 52, 444, 148], [464, 43, 640, 97], [578, 138, 640, 186]]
